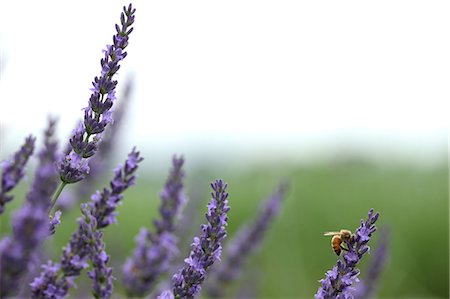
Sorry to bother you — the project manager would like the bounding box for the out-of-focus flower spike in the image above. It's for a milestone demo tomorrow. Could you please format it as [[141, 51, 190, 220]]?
[[154, 156, 187, 234], [171, 179, 230, 299], [0, 135, 36, 214], [122, 155, 186, 297], [206, 182, 288, 298], [0, 118, 59, 298], [315, 209, 380, 299]]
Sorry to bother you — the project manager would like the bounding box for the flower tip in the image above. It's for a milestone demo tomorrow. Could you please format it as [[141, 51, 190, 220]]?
[[211, 179, 228, 194], [373, 212, 380, 222], [26, 134, 37, 143]]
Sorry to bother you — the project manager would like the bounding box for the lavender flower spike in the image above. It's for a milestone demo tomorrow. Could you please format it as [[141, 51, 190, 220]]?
[[31, 148, 143, 298], [315, 209, 380, 299], [155, 156, 187, 234], [81, 204, 113, 299], [0, 119, 59, 298], [206, 182, 288, 298], [353, 227, 390, 299], [57, 4, 135, 185], [123, 155, 186, 297], [0, 135, 35, 214], [172, 179, 230, 299], [56, 77, 135, 211]]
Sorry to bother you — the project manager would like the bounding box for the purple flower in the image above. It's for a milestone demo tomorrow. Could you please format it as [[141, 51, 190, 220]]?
[[0, 135, 35, 213], [206, 183, 288, 298], [91, 147, 143, 228], [315, 209, 380, 299], [81, 204, 114, 299], [57, 4, 135, 186], [172, 179, 230, 299], [154, 156, 187, 233], [158, 290, 175, 299], [56, 78, 135, 212], [31, 148, 143, 298], [353, 227, 390, 299], [123, 156, 186, 297], [0, 119, 59, 298], [58, 150, 90, 184], [48, 211, 62, 236], [30, 261, 73, 299]]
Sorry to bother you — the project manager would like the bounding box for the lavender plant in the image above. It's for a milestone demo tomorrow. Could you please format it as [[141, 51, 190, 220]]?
[[123, 155, 187, 297], [0, 119, 59, 298], [160, 179, 230, 299], [53, 3, 136, 208], [30, 148, 143, 298], [0, 135, 35, 214], [315, 209, 380, 299], [206, 182, 288, 298]]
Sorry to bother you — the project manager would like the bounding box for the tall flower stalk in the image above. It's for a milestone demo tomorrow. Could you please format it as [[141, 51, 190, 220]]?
[[0, 119, 59, 298], [0, 135, 36, 214], [206, 183, 288, 298], [54, 4, 136, 208], [315, 209, 380, 299], [123, 156, 187, 297], [56, 78, 135, 211], [30, 148, 143, 299], [163, 179, 230, 299]]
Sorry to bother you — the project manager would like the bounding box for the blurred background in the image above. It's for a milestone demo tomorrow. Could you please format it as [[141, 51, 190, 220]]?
[[0, 1, 448, 298]]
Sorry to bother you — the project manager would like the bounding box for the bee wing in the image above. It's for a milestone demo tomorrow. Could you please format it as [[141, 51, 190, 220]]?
[[323, 231, 340, 236]]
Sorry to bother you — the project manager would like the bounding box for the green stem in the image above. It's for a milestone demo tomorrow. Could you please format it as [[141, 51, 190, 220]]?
[[50, 181, 67, 211], [84, 133, 91, 143]]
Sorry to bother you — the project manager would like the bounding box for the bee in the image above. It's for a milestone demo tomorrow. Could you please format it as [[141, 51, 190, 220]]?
[[323, 229, 354, 255]]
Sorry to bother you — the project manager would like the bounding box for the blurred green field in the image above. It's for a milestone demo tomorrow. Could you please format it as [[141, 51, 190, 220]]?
[[1, 160, 448, 298]]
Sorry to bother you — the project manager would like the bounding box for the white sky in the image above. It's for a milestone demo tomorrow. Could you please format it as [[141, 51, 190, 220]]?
[[0, 1, 448, 166]]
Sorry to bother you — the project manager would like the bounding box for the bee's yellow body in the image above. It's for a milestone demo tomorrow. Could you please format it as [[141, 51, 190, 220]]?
[[324, 229, 353, 256]]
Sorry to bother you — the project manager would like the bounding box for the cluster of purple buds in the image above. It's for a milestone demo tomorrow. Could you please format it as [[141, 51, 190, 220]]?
[[315, 209, 380, 299], [169, 179, 230, 299], [206, 182, 288, 298], [58, 4, 135, 185], [123, 156, 186, 297], [0, 135, 35, 213]]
